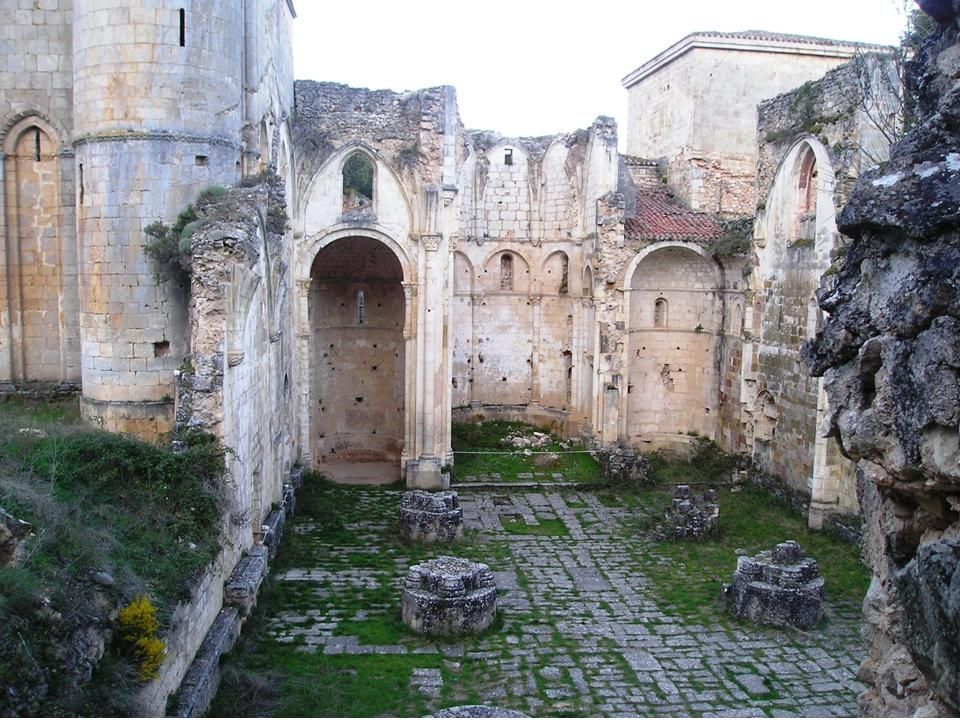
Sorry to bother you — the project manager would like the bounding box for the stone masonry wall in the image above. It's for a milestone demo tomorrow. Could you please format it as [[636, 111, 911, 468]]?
[[803, 10, 960, 714]]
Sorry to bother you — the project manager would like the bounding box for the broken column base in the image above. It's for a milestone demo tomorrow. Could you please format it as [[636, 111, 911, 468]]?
[[402, 556, 497, 636], [399, 490, 464, 544], [725, 540, 825, 629], [406, 457, 449, 490]]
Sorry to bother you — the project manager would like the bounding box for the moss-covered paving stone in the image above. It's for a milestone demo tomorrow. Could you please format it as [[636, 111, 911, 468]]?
[[212, 483, 867, 717]]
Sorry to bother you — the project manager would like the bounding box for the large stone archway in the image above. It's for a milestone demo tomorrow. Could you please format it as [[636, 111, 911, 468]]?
[[308, 235, 406, 482]]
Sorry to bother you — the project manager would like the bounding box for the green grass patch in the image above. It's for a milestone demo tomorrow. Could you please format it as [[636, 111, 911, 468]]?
[[451, 421, 602, 484], [0, 396, 227, 716], [501, 517, 569, 536], [634, 485, 869, 624]]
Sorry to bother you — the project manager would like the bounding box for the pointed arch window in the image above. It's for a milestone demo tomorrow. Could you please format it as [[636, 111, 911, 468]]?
[[796, 146, 818, 243], [343, 153, 374, 213]]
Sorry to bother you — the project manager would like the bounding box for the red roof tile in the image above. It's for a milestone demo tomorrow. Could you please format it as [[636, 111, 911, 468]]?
[[626, 189, 723, 243]]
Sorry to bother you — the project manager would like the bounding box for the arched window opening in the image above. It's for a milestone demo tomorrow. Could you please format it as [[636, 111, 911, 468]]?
[[357, 290, 366, 326], [559, 254, 569, 295], [500, 253, 514, 291], [796, 147, 818, 243], [654, 297, 668, 328], [343, 153, 374, 213], [582, 267, 593, 298]]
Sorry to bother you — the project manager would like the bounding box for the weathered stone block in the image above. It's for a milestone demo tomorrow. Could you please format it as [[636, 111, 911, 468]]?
[[896, 538, 960, 714], [173, 608, 241, 718], [401, 556, 497, 637], [399, 490, 464, 544], [725, 540, 824, 629], [656, 484, 719, 540], [223, 545, 267, 617], [261, 508, 285, 560]]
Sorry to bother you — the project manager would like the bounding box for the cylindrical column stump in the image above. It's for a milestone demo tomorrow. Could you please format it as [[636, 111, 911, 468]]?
[[401, 556, 497, 636], [399, 490, 464, 544]]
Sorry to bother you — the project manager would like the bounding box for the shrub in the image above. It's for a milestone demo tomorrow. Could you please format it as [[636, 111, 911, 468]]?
[[118, 595, 165, 682]]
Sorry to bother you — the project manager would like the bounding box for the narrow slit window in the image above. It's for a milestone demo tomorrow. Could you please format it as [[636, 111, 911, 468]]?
[[500, 254, 514, 291], [34, 127, 41, 161], [78, 163, 84, 204], [179, 9, 186, 47], [654, 297, 668, 328], [357, 290, 366, 326]]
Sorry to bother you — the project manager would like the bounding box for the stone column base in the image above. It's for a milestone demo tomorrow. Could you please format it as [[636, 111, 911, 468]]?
[[80, 397, 174, 441]]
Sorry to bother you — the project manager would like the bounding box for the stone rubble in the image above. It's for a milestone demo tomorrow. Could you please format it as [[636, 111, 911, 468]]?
[[725, 541, 825, 630], [399, 490, 465, 544], [656, 484, 720, 541]]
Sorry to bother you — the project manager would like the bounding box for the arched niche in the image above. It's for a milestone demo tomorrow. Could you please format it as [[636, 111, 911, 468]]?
[[542, 250, 570, 295], [308, 236, 406, 476], [482, 249, 531, 294], [2, 114, 73, 383], [624, 244, 721, 447]]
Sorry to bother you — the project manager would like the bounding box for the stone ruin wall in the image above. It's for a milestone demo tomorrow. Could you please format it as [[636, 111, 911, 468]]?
[[803, 11, 960, 715], [451, 120, 618, 436], [745, 60, 899, 518]]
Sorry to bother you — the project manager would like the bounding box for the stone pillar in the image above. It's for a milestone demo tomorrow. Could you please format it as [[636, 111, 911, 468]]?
[[401, 281, 416, 476], [808, 379, 838, 529], [408, 235, 444, 489], [295, 278, 312, 467], [529, 294, 542, 404]]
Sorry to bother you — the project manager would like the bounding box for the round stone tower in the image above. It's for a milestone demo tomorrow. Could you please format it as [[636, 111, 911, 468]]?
[[72, 2, 244, 437]]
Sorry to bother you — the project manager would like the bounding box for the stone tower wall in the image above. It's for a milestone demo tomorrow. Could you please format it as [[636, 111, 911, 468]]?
[[72, 2, 242, 436]]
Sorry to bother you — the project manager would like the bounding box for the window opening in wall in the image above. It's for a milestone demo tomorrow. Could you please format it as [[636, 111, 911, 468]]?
[[504, 148, 513, 166], [559, 255, 569, 294], [179, 9, 186, 46], [796, 147, 818, 244], [33, 127, 41, 161], [342, 153, 374, 213], [500, 253, 514, 291], [654, 297, 668, 328], [78, 163, 84, 204], [357, 290, 366, 325], [153, 341, 171, 358], [195, 155, 208, 166]]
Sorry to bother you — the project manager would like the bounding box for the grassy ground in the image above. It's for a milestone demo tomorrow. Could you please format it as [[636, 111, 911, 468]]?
[[451, 420, 602, 484], [212, 478, 516, 717], [616, 484, 869, 624], [0, 396, 227, 715], [212, 469, 870, 717]]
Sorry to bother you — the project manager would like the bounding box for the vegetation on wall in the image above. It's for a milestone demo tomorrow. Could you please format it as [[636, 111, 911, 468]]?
[[0, 397, 227, 715]]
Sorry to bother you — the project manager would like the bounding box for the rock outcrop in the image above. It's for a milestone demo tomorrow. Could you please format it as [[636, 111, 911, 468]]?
[[802, 5, 960, 715]]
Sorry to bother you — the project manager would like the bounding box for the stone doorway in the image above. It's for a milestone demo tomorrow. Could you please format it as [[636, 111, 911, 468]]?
[[309, 236, 405, 483]]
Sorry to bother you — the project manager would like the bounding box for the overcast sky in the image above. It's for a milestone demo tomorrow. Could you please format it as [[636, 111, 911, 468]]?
[[292, 0, 910, 143]]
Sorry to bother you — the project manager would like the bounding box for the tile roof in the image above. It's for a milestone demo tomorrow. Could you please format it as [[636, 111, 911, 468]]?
[[626, 189, 723, 243]]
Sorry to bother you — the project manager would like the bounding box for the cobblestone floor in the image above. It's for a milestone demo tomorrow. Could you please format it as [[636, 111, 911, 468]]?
[[263, 489, 865, 717]]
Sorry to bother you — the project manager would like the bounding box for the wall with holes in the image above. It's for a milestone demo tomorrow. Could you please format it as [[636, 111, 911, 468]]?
[[309, 238, 405, 466], [625, 245, 722, 444]]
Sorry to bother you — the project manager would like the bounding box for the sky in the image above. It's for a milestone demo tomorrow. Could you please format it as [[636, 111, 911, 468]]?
[[292, 0, 910, 144]]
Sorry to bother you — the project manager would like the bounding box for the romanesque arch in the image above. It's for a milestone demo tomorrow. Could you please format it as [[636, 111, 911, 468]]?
[[306, 235, 406, 480], [623, 243, 722, 447], [1, 114, 78, 384]]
